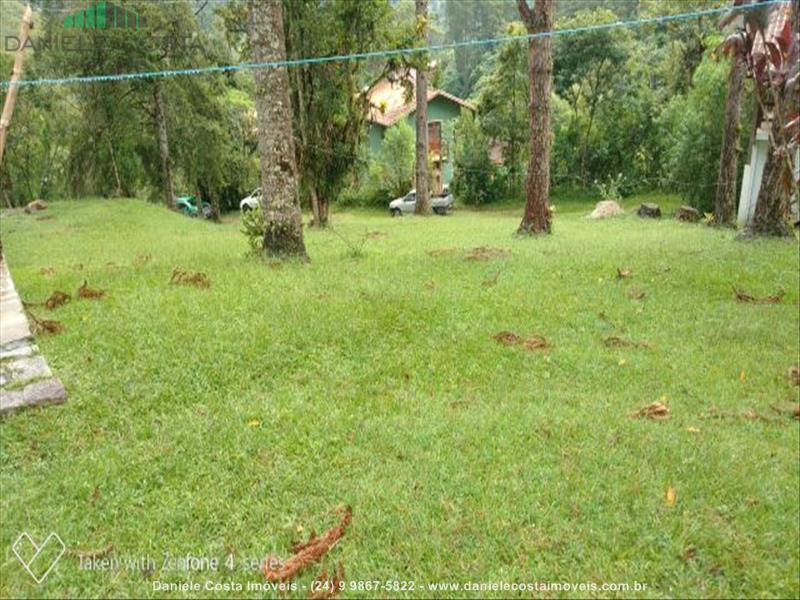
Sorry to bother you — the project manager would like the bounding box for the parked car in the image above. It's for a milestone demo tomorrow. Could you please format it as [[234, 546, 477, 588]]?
[[176, 195, 212, 218], [389, 186, 453, 216], [240, 187, 262, 212]]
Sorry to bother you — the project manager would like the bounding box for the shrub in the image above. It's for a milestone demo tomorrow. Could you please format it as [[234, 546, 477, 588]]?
[[451, 112, 501, 205], [367, 121, 415, 201], [240, 204, 266, 255], [594, 173, 629, 203], [657, 50, 755, 212]]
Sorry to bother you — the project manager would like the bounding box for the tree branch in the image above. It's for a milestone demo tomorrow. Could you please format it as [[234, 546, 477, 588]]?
[[517, 0, 533, 28]]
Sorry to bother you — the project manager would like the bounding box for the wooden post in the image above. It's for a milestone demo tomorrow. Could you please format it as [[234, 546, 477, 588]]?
[[0, 4, 33, 165]]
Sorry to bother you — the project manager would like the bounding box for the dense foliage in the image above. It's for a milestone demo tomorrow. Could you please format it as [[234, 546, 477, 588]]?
[[0, 0, 767, 215], [460, 4, 756, 209]]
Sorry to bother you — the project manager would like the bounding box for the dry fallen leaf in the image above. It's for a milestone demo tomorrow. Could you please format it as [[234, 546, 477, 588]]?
[[68, 544, 114, 560], [665, 486, 677, 507], [44, 291, 71, 309], [618, 358, 627, 367], [493, 331, 520, 346], [739, 370, 746, 383], [789, 366, 800, 387], [247, 419, 262, 428], [632, 401, 670, 421], [617, 268, 633, 279], [77, 280, 105, 299], [685, 427, 700, 433], [170, 267, 211, 289], [520, 335, 550, 351], [603, 335, 651, 349]]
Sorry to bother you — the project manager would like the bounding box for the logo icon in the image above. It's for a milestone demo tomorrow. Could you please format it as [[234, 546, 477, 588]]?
[[63, 2, 145, 30], [12, 532, 66, 583]]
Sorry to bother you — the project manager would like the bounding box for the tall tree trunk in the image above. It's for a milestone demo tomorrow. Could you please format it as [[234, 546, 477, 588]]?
[[107, 135, 123, 197], [247, 0, 307, 259], [0, 4, 33, 166], [153, 80, 175, 210], [714, 47, 746, 227], [414, 0, 431, 215], [309, 187, 322, 227], [748, 114, 792, 237], [517, 0, 554, 235]]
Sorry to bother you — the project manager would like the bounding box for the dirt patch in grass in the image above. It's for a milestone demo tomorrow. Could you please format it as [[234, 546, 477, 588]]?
[[734, 287, 785, 304], [262, 506, 352, 583], [366, 231, 387, 240], [493, 331, 550, 351], [700, 408, 785, 423], [170, 268, 210, 289], [426, 247, 459, 258], [626, 286, 646, 300], [465, 246, 511, 261], [481, 271, 501, 288], [39, 267, 55, 276], [602, 335, 651, 349]]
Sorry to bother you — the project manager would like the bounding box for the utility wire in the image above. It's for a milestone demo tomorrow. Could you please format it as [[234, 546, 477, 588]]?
[[1, 0, 786, 89]]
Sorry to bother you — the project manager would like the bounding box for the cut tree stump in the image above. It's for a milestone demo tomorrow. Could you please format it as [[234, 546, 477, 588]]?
[[676, 205, 701, 222], [637, 203, 662, 218]]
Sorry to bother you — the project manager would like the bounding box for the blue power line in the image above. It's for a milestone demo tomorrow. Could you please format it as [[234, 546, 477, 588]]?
[[0, 0, 788, 89]]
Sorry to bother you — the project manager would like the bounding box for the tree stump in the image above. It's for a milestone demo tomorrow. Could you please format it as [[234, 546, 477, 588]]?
[[588, 200, 624, 219], [637, 203, 661, 218], [24, 200, 47, 214], [676, 205, 701, 223]]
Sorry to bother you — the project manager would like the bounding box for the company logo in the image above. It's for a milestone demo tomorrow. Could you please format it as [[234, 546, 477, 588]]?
[[12, 532, 66, 583], [63, 2, 145, 30]]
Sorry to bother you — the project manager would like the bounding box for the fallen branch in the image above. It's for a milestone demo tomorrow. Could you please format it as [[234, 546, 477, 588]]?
[[733, 287, 785, 304], [262, 506, 352, 583]]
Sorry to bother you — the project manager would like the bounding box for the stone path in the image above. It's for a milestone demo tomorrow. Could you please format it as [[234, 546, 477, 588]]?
[[0, 257, 67, 414]]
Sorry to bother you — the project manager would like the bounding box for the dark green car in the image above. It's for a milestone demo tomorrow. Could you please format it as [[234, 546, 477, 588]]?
[[176, 195, 212, 219]]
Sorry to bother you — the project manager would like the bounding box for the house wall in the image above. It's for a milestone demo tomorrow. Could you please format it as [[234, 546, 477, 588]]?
[[367, 97, 470, 186], [404, 97, 464, 185]]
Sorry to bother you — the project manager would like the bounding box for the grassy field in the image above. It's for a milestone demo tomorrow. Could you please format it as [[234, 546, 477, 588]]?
[[1, 195, 798, 599]]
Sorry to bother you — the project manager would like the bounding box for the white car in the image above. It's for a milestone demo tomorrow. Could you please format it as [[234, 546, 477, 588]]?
[[240, 187, 262, 212], [389, 186, 453, 216]]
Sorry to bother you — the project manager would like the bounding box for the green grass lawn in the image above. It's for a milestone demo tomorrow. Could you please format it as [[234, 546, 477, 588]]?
[[1, 196, 798, 599]]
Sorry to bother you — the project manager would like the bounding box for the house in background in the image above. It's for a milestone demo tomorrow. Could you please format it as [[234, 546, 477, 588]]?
[[366, 69, 475, 191]]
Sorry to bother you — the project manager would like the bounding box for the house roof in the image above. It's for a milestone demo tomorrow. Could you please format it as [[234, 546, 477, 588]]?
[[367, 69, 476, 128]]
